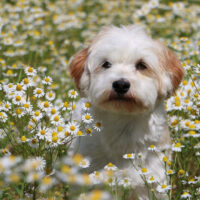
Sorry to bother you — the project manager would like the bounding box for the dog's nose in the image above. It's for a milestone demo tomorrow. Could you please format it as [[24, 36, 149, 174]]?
[[112, 79, 130, 95]]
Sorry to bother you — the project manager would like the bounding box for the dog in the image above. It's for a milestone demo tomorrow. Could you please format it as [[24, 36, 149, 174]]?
[[69, 25, 184, 200]]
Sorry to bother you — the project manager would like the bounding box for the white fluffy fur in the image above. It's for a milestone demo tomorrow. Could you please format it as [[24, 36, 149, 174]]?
[[70, 25, 183, 200]]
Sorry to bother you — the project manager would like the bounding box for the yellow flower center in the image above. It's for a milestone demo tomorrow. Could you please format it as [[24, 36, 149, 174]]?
[[51, 108, 56, 114], [85, 102, 91, 108], [45, 77, 50, 82], [40, 130, 46, 135], [174, 142, 181, 148], [10, 174, 20, 183], [32, 139, 37, 144], [23, 103, 29, 108], [16, 108, 22, 114], [65, 131, 70, 136], [5, 104, 9, 108], [52, 131, 58, 137], [52, 136, 58, 143], [163, 156, 168, 162], [57, 126, 63, 132], [86, 128, 92, 134], [42, 176, 51, 185], [64, 101, 69, 107], [77, 131, 83, 136], [161, 184, 167, 189], [150, 176, 154, 181], [16, 95, 21, 101], [70, 125, 75, 131], [36, 89, 42, 94], [35, 111, 39, 116], [48, 92, 53, 97], [85, 114, 91, 120], [127, 154, 132, 158], [108, 162, 114, 167], [150, 145, 155, 149], [44, 102, 49, 107], [54, 116, 59, 121], [21, 136, 27, 142], [24, 78, 29, 84], [141, 168, 147, 173], [71, 91, 75, 95], [28, 67, 33, 72]]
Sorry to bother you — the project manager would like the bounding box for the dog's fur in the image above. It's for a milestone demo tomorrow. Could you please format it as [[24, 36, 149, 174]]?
[[69, 25, 184, 200]]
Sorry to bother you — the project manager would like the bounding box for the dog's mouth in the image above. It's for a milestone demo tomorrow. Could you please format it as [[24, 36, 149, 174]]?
[[99, 92, 148, 113]]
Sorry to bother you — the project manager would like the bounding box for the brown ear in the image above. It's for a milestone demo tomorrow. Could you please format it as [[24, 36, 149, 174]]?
[[164, 48, 184, 93], [69, 48, 89, 90]]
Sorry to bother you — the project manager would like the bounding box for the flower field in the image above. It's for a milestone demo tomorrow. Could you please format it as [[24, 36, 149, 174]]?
[[0, 0, 199, 199]]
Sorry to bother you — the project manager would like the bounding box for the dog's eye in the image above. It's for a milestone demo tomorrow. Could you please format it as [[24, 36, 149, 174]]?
[[102, 61, 111, 69], [136, 61, 147, 70]]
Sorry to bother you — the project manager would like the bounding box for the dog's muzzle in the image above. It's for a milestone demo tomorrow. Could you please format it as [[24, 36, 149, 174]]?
[[112, 79, 130, 95]]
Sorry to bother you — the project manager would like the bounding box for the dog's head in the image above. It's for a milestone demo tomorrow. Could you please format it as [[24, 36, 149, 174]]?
[[70, 25, 184, 114]]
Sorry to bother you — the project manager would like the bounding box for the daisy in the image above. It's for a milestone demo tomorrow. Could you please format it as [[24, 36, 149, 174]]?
[[79, 158, 90, 168], [104, 162, 118, 171], [37, 127, 49, 140], [172, 142, 184, 152], [1, 101, 11, 111], [167, 169, 175, 175], [38, 101, 52, 112], [139, 168, 150, 175], [12, 94, 24, 105], [66, 121, 79, 135], [156, 184, 171, 193], [45, 91, 56, 101], [0, 111, 8, 122], [24, 66, 37, 76], [21, 77, 34, 89], [29, 138, 39, 148], [89, 171, 103, 184], [68, 89, 78, 99], [22, 101, 33, 113], [123, 153, 135, 159], [119, 177, 131, 187], [50, 114, 64, 126], [61, 101, 69, 111], [93, 122, 102, 132], [26, 171, 44, 183], [147, 176, 157, 183], [181, 191, 191, 199], [42, 76, 52, 85], [14, 108, 26, 118], [82, 113, 93, 124], [33, 88, 45, 98], [148, 144, 159, 152], [40, 176, 56, 192], [31, 110, 43, 121], [14, 83, 25, 95], [82, 101, 91, 110]]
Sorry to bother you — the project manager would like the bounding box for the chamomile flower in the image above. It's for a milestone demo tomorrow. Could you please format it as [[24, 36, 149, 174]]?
[[172, 142, 184, 152], [14, 83, 25, 95], [148, 144, 159, 152], [33, 88, 45, 98], [24, 66, 37, 76], [66, 121, 79, 135], [119, 177, 131, 187], [46, 91, 56, 101], [139, 168, 150, 175], [0, 111, 8, 122], [1, 101, 11, 111], [40, 176, 56, 192], [82, 113, 93, 124], [21, 77, 34, 89], [26, 171, 44, 183], [42, 76, 52, 85], [29, 138, 39, 148], [79, 158, 90, 168], [22, 101, 33, 113], [82, 101, 91, 110], [156, 184, 171, 193], [167, 169, 175, 175], [68, 89, 78, 99], [38, 101, 52, 112], [89, 171, 103, 184], [37, 127, 49, 140], [147, 176, 157, 183], [14, 108, 25, 118], [93, 122, 102, 132], [12, 94, 24, 105], [32, 110, 43, 121], [50, 114, 64, 126], [104, 162, 118, 171], [123, 153, 135, 159], [181, 191, 191, 199]]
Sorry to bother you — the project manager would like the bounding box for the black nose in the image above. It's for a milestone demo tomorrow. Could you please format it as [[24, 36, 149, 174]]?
[[112, 79, 130, 95]]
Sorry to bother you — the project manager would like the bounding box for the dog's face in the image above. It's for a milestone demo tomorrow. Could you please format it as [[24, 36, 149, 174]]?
[[70, 26, 184, 114]]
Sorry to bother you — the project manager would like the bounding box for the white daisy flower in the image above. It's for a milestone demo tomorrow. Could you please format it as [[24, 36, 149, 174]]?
[[21, 77, 35, 89], [167, 169, 175, 175], [172, 142, 184, 152], [12, 94, 24, 105], [37, 127, 49, 140], [0, 111, 8, 122], [66, 121, 79, 135], [42, 76, 52, 85], [32, 110, 43, 121], [22, 101, 33, 113], [181, 191, 191, 199], [89, 171, 103, 184], [38, 101, 52, 112], [147, 176, 157, 183], [139, 168, 150, 175], [93, 122, 102, 132], [123, 153, 135, 159], [50, 114, 64, 126], [79, 158, 90, 168], [148, 144, 159, 152], [119, 177, 131, 187], [14, 108, 26, 118], [104, 162, 118, 171], [40, 176, 56, 192], [28, 138, 39, 148], [33, 88, 45, 98], [26, 171, 44, 183], [24, 66, 37, 76], [68, 89, 78, 99], [82, 101, 91, 110], [82, 113, 93, 124], [45, 91, 56, 101], [156, 184, 171, 193], [1, 101, 11, 111], [14, 83, 25, 95]]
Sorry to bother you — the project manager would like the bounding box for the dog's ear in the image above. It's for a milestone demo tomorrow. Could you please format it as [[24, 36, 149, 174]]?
[[163, 47, 184, 93], [69, 48, 89, 91], [156, 42, 184, 97]]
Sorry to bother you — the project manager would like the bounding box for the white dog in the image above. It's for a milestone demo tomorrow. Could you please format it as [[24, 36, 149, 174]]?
[[69, 25, 184, 200]]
